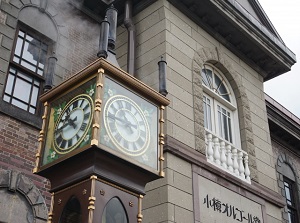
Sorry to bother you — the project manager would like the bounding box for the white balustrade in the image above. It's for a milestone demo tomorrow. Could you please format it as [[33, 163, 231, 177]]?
[[213, 137, 221, 165], [205, 131, 251, 183]]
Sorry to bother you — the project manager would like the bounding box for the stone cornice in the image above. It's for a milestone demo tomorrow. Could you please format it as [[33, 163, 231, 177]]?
[[167, 0, 296, 80]]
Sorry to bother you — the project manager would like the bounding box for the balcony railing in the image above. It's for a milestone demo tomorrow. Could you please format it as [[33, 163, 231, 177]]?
[[205, 131, 251, 183]]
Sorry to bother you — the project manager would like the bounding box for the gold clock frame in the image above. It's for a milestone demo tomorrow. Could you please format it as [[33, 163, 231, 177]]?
[[33, 58, 169, 177]]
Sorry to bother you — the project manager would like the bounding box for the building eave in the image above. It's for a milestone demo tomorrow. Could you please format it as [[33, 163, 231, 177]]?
[[168, 0, 296, 81], [265, 94, 300, 154], [78, 0, 296, 81]]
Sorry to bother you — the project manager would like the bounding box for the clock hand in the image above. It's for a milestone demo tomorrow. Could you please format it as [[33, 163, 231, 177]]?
[[57, 117, 77, 132], [68, 116, 77, 129], [119, 110, 135, 134], [107, 113, 137, 129]]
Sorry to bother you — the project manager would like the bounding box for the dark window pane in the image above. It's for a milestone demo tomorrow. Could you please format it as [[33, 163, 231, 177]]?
[[23, 41, 38, 65], [102, 197, 128, 223], [201, 69, 213, 88], [218, 110, 223, 137], [38, 50, 47, 69], [203, 100, 207, 128], [59, 196, 82, 223], [223, 113, 228, 141], [215, 74, 222, 89], [228, 116, 232, 143], [207, 102, 212, 130]]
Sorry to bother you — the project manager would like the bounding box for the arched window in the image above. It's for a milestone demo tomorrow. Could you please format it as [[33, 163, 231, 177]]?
[[202, 64, 240, 146], [102, 197, 128, 223], [202, 64, 251, 183], [281, 163, 299, 223]]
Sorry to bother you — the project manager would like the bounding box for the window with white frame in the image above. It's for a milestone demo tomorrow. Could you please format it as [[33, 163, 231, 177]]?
[[201, 64, 251, 182], [3, 28, 51, 114], [202, 64, 240, 146]]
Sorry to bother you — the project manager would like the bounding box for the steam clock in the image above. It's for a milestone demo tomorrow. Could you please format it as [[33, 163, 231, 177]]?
[[33, 58, 169, 223]]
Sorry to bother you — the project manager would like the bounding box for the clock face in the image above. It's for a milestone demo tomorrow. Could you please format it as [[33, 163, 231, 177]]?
[[100, 77, 159, 170], [103, 95, 150, 156], [41, 78, 96, 167], [53, 94, 93, 154]]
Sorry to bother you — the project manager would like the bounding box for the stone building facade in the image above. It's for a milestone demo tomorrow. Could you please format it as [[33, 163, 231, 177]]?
[[0, 0, 298, 222], [266, 94, 300, 223]]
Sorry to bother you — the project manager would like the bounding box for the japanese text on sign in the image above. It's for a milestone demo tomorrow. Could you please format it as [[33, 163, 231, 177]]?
[[203, 195, 261, 223]]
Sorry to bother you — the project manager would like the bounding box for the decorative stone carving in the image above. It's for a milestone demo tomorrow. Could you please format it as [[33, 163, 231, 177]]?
[[0, 170, 48, 222]]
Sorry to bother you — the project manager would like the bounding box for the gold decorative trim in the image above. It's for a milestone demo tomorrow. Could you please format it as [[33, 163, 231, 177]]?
[[88, 175, 97, 223], [47, 192, 54, 223], [137, 195, 143, 223], [91, 69, 104, 147], [33, 102, 49, 173], [91, 139, 99, 145], [159, 105, 166, 177], [40, 59, 169, 106]]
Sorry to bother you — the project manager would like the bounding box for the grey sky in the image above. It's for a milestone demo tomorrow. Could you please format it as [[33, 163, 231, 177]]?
[[259, 0, 300, 117]]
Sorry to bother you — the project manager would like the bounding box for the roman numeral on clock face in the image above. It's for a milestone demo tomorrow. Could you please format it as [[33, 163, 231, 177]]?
[[84, 112, 90, 120], [117, 100, 123, 109], [72, 100, 78, 109], [137, 137, 145, 147], [125, 101, 131, 110], [115, 133, 122, 142], [68, 139, 73, 148], [80, 123, 87, 131]]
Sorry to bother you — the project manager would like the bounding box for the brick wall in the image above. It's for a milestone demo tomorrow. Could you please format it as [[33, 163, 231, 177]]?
[[0, 113, 51, 204]]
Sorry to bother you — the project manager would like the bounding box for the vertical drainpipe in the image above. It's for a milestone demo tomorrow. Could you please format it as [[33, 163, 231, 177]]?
[[124, 0, 136, 76]]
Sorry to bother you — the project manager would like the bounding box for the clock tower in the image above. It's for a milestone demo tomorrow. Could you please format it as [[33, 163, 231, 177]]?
[[33, 58, 169, 223]]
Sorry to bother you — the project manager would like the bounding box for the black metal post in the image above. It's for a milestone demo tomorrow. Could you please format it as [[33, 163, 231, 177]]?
[[97, 16, 110, 58], [44, 54, 57, 92], [106, 4, 118, 51], [158, 56, 168, 96]]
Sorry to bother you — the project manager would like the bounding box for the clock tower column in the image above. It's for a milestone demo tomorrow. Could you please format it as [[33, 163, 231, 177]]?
[[33, 59, 169, 223]]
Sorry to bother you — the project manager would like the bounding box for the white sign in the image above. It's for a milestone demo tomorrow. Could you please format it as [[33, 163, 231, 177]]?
[[197, 176, 263, 223]]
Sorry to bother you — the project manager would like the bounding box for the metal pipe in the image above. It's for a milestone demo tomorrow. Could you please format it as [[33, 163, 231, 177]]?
[[106, 4, 118, 51], [124, 0, 136, 76], [97, 16, 110, 59], [44, 53, 57, 92], [158, 56, 168, 96]]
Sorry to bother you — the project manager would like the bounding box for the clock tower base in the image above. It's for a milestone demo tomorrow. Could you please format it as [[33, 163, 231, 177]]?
[[48, 175, 143, 223]]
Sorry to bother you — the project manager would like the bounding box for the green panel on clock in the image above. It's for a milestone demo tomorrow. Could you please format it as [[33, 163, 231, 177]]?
[[41, 78, 96, 166], [100, 77, 158, 170]]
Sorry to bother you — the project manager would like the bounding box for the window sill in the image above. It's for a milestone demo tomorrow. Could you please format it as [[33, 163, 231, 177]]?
[[0, 99, 42, 129]]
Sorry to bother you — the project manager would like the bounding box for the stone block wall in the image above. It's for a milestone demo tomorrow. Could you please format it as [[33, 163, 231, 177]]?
[[120, 0, 281, 222]]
